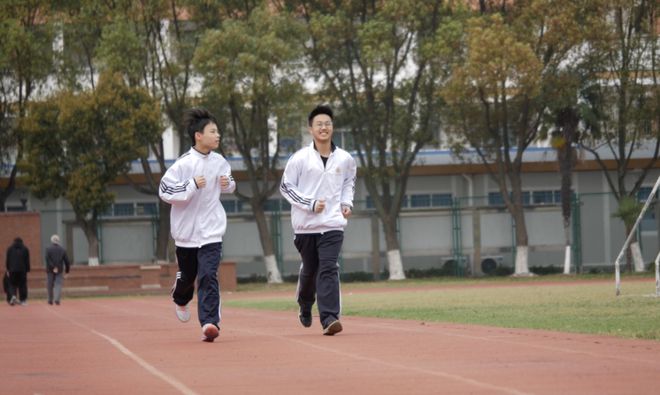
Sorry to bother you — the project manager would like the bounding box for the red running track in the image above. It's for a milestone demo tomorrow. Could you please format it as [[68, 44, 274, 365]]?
[[1, 294, 659, 395]]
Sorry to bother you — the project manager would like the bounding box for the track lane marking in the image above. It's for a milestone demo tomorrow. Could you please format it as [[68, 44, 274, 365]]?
[[75, 298, 660, 394], [233, 324, 534, 395], [45, 306, 199, 395], [232, 309, 660, 366], [82, 299, 532, 394], [89, 298, 660, 366]]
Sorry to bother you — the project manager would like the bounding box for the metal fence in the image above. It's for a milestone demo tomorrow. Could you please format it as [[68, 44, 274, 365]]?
[[36, 191, 658, 278]]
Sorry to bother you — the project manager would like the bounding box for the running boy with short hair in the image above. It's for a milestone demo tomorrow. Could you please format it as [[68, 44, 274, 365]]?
[[159, 107, 236, 342]]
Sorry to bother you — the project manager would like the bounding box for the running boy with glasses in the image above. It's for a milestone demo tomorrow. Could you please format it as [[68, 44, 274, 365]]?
[[280, 105, 357, 335]]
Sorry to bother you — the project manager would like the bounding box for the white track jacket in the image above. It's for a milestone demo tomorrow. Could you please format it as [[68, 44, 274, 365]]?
[[280, 143, 357, 234], [159, 148, 236, 248]]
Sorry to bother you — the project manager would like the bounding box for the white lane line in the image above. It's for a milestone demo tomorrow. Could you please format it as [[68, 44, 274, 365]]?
[[84, 300, 531, 394], [353, 321, 660, 366], [89, 329, 198, 395], [232, 309, 660, 366], [45, 307, 199, 395], [236, 325, 534, 395], [94, 300, 660, 366]]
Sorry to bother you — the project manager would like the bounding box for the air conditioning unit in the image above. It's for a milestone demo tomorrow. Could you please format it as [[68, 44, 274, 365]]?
[[480, 256, 504, 275], [441, 255, 470, 276]]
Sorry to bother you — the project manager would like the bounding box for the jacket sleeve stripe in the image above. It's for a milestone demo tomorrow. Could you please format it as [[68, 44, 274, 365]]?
[[160, 180, 190, 195], [280, 180, 311, 205]]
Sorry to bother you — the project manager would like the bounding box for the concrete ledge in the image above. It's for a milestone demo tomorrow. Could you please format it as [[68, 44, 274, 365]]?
[[24, 261, 237, 297]]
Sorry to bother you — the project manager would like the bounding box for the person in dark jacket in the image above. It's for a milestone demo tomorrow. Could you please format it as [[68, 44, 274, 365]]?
[[3, 271, 10, 304], [5, 237, 30, 305], [45, 234, 71, 305]]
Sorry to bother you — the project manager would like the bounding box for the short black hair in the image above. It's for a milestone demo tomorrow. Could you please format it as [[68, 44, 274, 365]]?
[[183, 108, 218, 146], [308, 105, 333, 126]]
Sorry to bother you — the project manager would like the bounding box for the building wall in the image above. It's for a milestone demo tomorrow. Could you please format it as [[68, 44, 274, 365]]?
[[0, 212, 42, 270], [8, 166, 660, 276]]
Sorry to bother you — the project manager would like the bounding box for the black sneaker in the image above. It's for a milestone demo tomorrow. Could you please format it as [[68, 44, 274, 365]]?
[[298, 309, 312, 328], [323, 320, 343, 336]]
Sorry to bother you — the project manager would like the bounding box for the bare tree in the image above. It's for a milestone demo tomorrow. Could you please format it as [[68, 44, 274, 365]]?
[[285, 0, 449, 279], [579, 0, 659, 272]]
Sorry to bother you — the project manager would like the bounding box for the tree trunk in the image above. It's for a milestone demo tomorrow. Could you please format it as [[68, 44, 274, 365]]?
[[563, 223, 571, 274], [556, 107, 578, 274], [79, 219, 100, 266], [371, 214, 381, 280], [472, 208, 482, 276], [0, 161, 18, 212], [382, 216, 405, 280], [630, 241, 645, 272], [155, 201, 171, 263], [623, 224, 645, 272], [252, 204, 283, 283], [514, 245, 530, 276], [263, 255, 282, 283], [511, 207, 531, 275]]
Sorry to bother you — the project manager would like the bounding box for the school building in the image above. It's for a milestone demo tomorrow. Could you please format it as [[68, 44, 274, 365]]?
[[7, 141, 659, 279]]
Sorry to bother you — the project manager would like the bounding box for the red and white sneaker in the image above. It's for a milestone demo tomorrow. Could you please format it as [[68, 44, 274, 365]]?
[[201, 323, 219, 342]]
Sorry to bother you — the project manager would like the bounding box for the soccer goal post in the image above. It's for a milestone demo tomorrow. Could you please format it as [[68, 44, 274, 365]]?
[[614, 175, 660, 296], [655, 251, 660, 297]]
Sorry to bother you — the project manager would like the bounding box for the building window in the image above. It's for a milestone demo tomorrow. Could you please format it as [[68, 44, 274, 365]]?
[[280, 137, 299, 155], [333, 128, 355, 151], [409, 193, 453, 208], [100, 202, 159, 218], [262, 199, 291, 213], [522, 192, 531, 205], [488, 192, 504, 206], [410, 194, 430, 208], [638, 186, 655, 201], [638, 186, 657, 231], [488, 191, 532, 206], [432, 193, 453, 207], [366, 195, 411, 209], [223, 200, 243, 213], [532, 190, 557, 205], [136, 202, 158, 216], [113, 203, 135, 217], [366, 195, 374, 209], [264, 199, 280, 212]]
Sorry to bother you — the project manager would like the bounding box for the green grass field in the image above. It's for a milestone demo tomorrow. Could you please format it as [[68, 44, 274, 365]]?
[[225, 274, 660, 340]]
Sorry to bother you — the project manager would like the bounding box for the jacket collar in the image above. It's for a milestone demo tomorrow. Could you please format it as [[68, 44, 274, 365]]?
[[311, 141, 336, 154], [190, 146, 210, 157]]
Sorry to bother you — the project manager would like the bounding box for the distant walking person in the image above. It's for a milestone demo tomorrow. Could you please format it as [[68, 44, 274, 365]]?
[[5, 237, 30, 306], [45, 234, 71, 305], [280, 105, 357, 335], [159, 107, 236, 342], [3, 271, 11, 305]]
